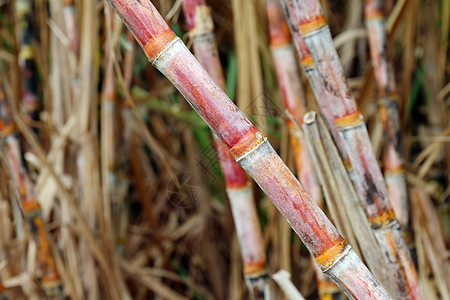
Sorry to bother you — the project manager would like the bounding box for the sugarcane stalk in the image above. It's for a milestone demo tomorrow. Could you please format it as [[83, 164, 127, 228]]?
[[265, 0, 320, 211], [280, 0, 351, 170], [301, 112, 360, 254], [285, 0, 424, 298], [181, 1, 269, 297], [365, 0, 410, 239], [0, 76, 63, 299], [15, 0, 40, 131], [264, 1, 341, 298], [303, 111, 399, 297], [106, 1, 392, 298], [279, 2, 397, 294]]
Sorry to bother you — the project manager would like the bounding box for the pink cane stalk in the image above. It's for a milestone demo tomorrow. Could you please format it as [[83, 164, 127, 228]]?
[[365, 0, 410, 237], [284, 0, 424, 298], [0, 76, 63, 299], [280, 3, 395, 293], [106, 0, 393, 298], [280, 0, 351, 170], [265, 1, 340, 298], [265, 0, 321, 212], [181, 1, 269, 297]]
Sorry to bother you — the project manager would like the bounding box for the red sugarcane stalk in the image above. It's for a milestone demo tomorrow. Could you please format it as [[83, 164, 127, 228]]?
[[365, 0, 410, 237], [265, 1, 340, 298], [279, 2, 395, 293], [106, 0, 392, 298], [0, 76, 63, 299], [280, 1, 352, 172], [265, 0, 321, 208], [285, 0, 424, 298], [181, 1, 269, 297]]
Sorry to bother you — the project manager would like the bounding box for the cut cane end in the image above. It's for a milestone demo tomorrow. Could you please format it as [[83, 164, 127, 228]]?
[[303, 111, 317, 125]]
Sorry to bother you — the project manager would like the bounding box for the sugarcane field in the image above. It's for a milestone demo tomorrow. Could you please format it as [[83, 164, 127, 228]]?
[[0, 0, 449, 299]]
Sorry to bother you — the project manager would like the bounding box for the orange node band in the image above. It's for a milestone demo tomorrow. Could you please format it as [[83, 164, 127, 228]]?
[[144, 30, 177, 62], [243, 260, 267, 275], [369, 209, 396, 228], [227, 180, 251, 190], [335, 111, 363, 128], [270, 24, 292, 48], [365, 10, 384, 21], [300, 15, 326, 35], [385, 166, 404, 176], [314, 241, 346, 268], [22, 199, 41, 212], [0, 123, 16, 136], [301, 55, 314, 68], [271, 39, 290, 49], [230, 127, 264, 159], [379, 104, 388, 123]]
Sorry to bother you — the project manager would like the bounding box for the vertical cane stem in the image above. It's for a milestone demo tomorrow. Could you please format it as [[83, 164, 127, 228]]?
[[365, 0, 410, 240], [264, 1, 341, 298], [181, 1, 269, 297], [284, 1, 424, 298]]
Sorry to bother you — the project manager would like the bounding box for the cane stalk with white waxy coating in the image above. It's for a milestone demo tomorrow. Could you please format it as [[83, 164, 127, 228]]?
[[264, 1, 341, 298], [303, 111, 399, 297], [105, 0, 393, 298], [285, 0, 424, 298], [280, 3, 395, 293], [280, 0, 352, 170], [265, 0, 321, 219], [365, 0, 410, 239], [0, 76, 63, 299], [181, 1, 269, 297]]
